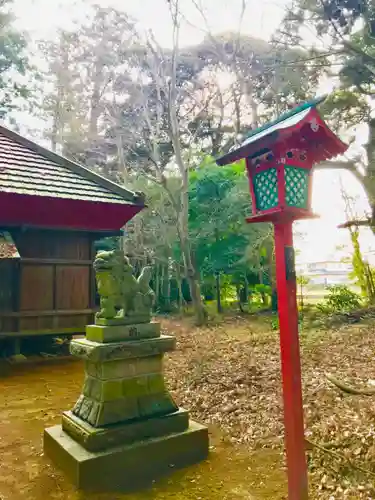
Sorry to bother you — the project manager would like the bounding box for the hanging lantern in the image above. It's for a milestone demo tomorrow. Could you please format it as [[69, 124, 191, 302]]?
[[216, 97, 348, 224]]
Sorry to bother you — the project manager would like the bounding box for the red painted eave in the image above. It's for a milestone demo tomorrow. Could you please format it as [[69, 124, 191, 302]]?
[[0, 192, 144, 231], [305, 108, 348, 162]]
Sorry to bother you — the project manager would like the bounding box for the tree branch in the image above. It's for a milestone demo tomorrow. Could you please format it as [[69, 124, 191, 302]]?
[[314, 160, 365, 182], [306, 437, 375, 478], [317, 0, 375, 70], [338, 219, 372, 229], [326, 373, 375, 395]]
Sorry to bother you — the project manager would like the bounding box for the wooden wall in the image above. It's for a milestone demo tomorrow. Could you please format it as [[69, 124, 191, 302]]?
[[0, 260, 18, 332], [0, 229, 96, 334]]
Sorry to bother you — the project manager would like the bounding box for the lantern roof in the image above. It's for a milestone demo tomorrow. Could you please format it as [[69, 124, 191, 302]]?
[[216, 95, 348, 166]]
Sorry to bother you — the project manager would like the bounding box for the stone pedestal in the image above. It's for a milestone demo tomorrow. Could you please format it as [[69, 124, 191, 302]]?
[[44, 321, 209, 491]]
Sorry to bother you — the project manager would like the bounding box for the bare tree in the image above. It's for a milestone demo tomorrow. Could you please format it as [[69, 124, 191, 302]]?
[[38, 30, 86, 153], [166, 0, 207, 323], [105, 1, 208, 323]]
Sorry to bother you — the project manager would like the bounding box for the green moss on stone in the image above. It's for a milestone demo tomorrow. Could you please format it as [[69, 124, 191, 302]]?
[[102, 380, 123, 401], [148, 374, 165, 393], [138, 392, 178, 418], [123, 376, 149, 397], [136, 356, 163, 375], [97, 397, 139, 425]]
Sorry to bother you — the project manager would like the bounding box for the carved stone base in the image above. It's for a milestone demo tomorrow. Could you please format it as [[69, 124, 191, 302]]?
[[44, 321, 209, 491], [69, 331, 177, 427], [44, 421, 209, 492], [62, 408, 189, 451], [72, 390, 178, 427]]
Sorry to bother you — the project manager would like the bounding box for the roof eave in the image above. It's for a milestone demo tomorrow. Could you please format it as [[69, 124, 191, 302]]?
[[0, 124, 144, 205], [241, 95, 327, 143], [216, 105, 348, 167], [216, 132, 278, 166]]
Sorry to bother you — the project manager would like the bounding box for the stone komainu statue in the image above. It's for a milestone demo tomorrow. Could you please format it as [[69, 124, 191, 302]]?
[[93, 249, 155, 323]]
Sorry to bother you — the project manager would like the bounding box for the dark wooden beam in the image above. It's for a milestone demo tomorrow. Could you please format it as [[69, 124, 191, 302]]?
[[0, 224, 124, 237], [0, 309, 97, 318], [21, 258, 93, 265]]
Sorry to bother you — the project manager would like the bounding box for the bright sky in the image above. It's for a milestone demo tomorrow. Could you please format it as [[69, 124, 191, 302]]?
[[16, 0, 289, 47], [11, 0, 375, 265]]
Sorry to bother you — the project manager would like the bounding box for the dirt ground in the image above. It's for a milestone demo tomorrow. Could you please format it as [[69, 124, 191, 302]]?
[[0, 350, 286, 499], [1, 315, 375, 499]]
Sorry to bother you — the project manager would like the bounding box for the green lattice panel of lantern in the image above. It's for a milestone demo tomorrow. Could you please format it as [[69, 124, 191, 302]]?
[[253, 168, 279, 211], [284, 165, 309, 209]]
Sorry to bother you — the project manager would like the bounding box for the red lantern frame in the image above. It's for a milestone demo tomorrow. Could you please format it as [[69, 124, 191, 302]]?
[[216, 96, 348, 500]]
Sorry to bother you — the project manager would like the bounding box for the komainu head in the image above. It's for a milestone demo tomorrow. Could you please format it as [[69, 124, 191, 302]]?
[[93, 249, 124, 272]]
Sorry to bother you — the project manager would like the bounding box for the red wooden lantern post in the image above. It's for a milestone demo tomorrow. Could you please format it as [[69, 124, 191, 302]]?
[[216, 96, 348, 500]]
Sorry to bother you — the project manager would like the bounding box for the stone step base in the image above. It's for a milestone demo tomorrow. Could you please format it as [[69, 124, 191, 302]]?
[[70, 335, 175, 362], [44, 421, 209, 492], [62, 408, 189, 452], [85, 322, 160, 343]]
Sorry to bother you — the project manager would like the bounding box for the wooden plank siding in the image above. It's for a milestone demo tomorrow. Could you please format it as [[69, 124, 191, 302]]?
[[13, 230, 91, 260], [0, 228, 98, 335], [0, 260, 15, 311], [20, 264, 54, 310], [0, 259, 18, 332], [55, 265, 90, 310]]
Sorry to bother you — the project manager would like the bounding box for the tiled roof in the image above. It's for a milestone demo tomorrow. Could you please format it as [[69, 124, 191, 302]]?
[[0, 126, 143, 205]]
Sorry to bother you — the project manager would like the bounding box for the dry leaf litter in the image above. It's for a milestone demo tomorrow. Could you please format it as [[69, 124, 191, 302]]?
[[161, 316, 375, 499]]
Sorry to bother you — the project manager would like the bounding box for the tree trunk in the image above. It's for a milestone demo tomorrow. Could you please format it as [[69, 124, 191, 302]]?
[[88, 60, 103, 142], [179, 233, 207, 324], [300, 281, 304, 310], [271, 289, 278, 312], [116, 131, 128, 180], [215, 272, 222, 313], [236, 284, 244, 313], [244, 273, 249, 304], [175, 264, 185, 312], [258, 253, 267, 305], [362, 118, 375, 231], [242, 78, 258, 129], [370, 265, 375, 299], [168, 7, 207, 325], [161, 263, 170, 311], [179, 215, 207, 323], [167, 275, 171, 310], [214, 226, 222, 313], [173, 155, 207, 324], [366, 263, 375, 303], [50, 33, 70, 152], [50, 101, 59, 152], [155, 264, 160, 310]]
